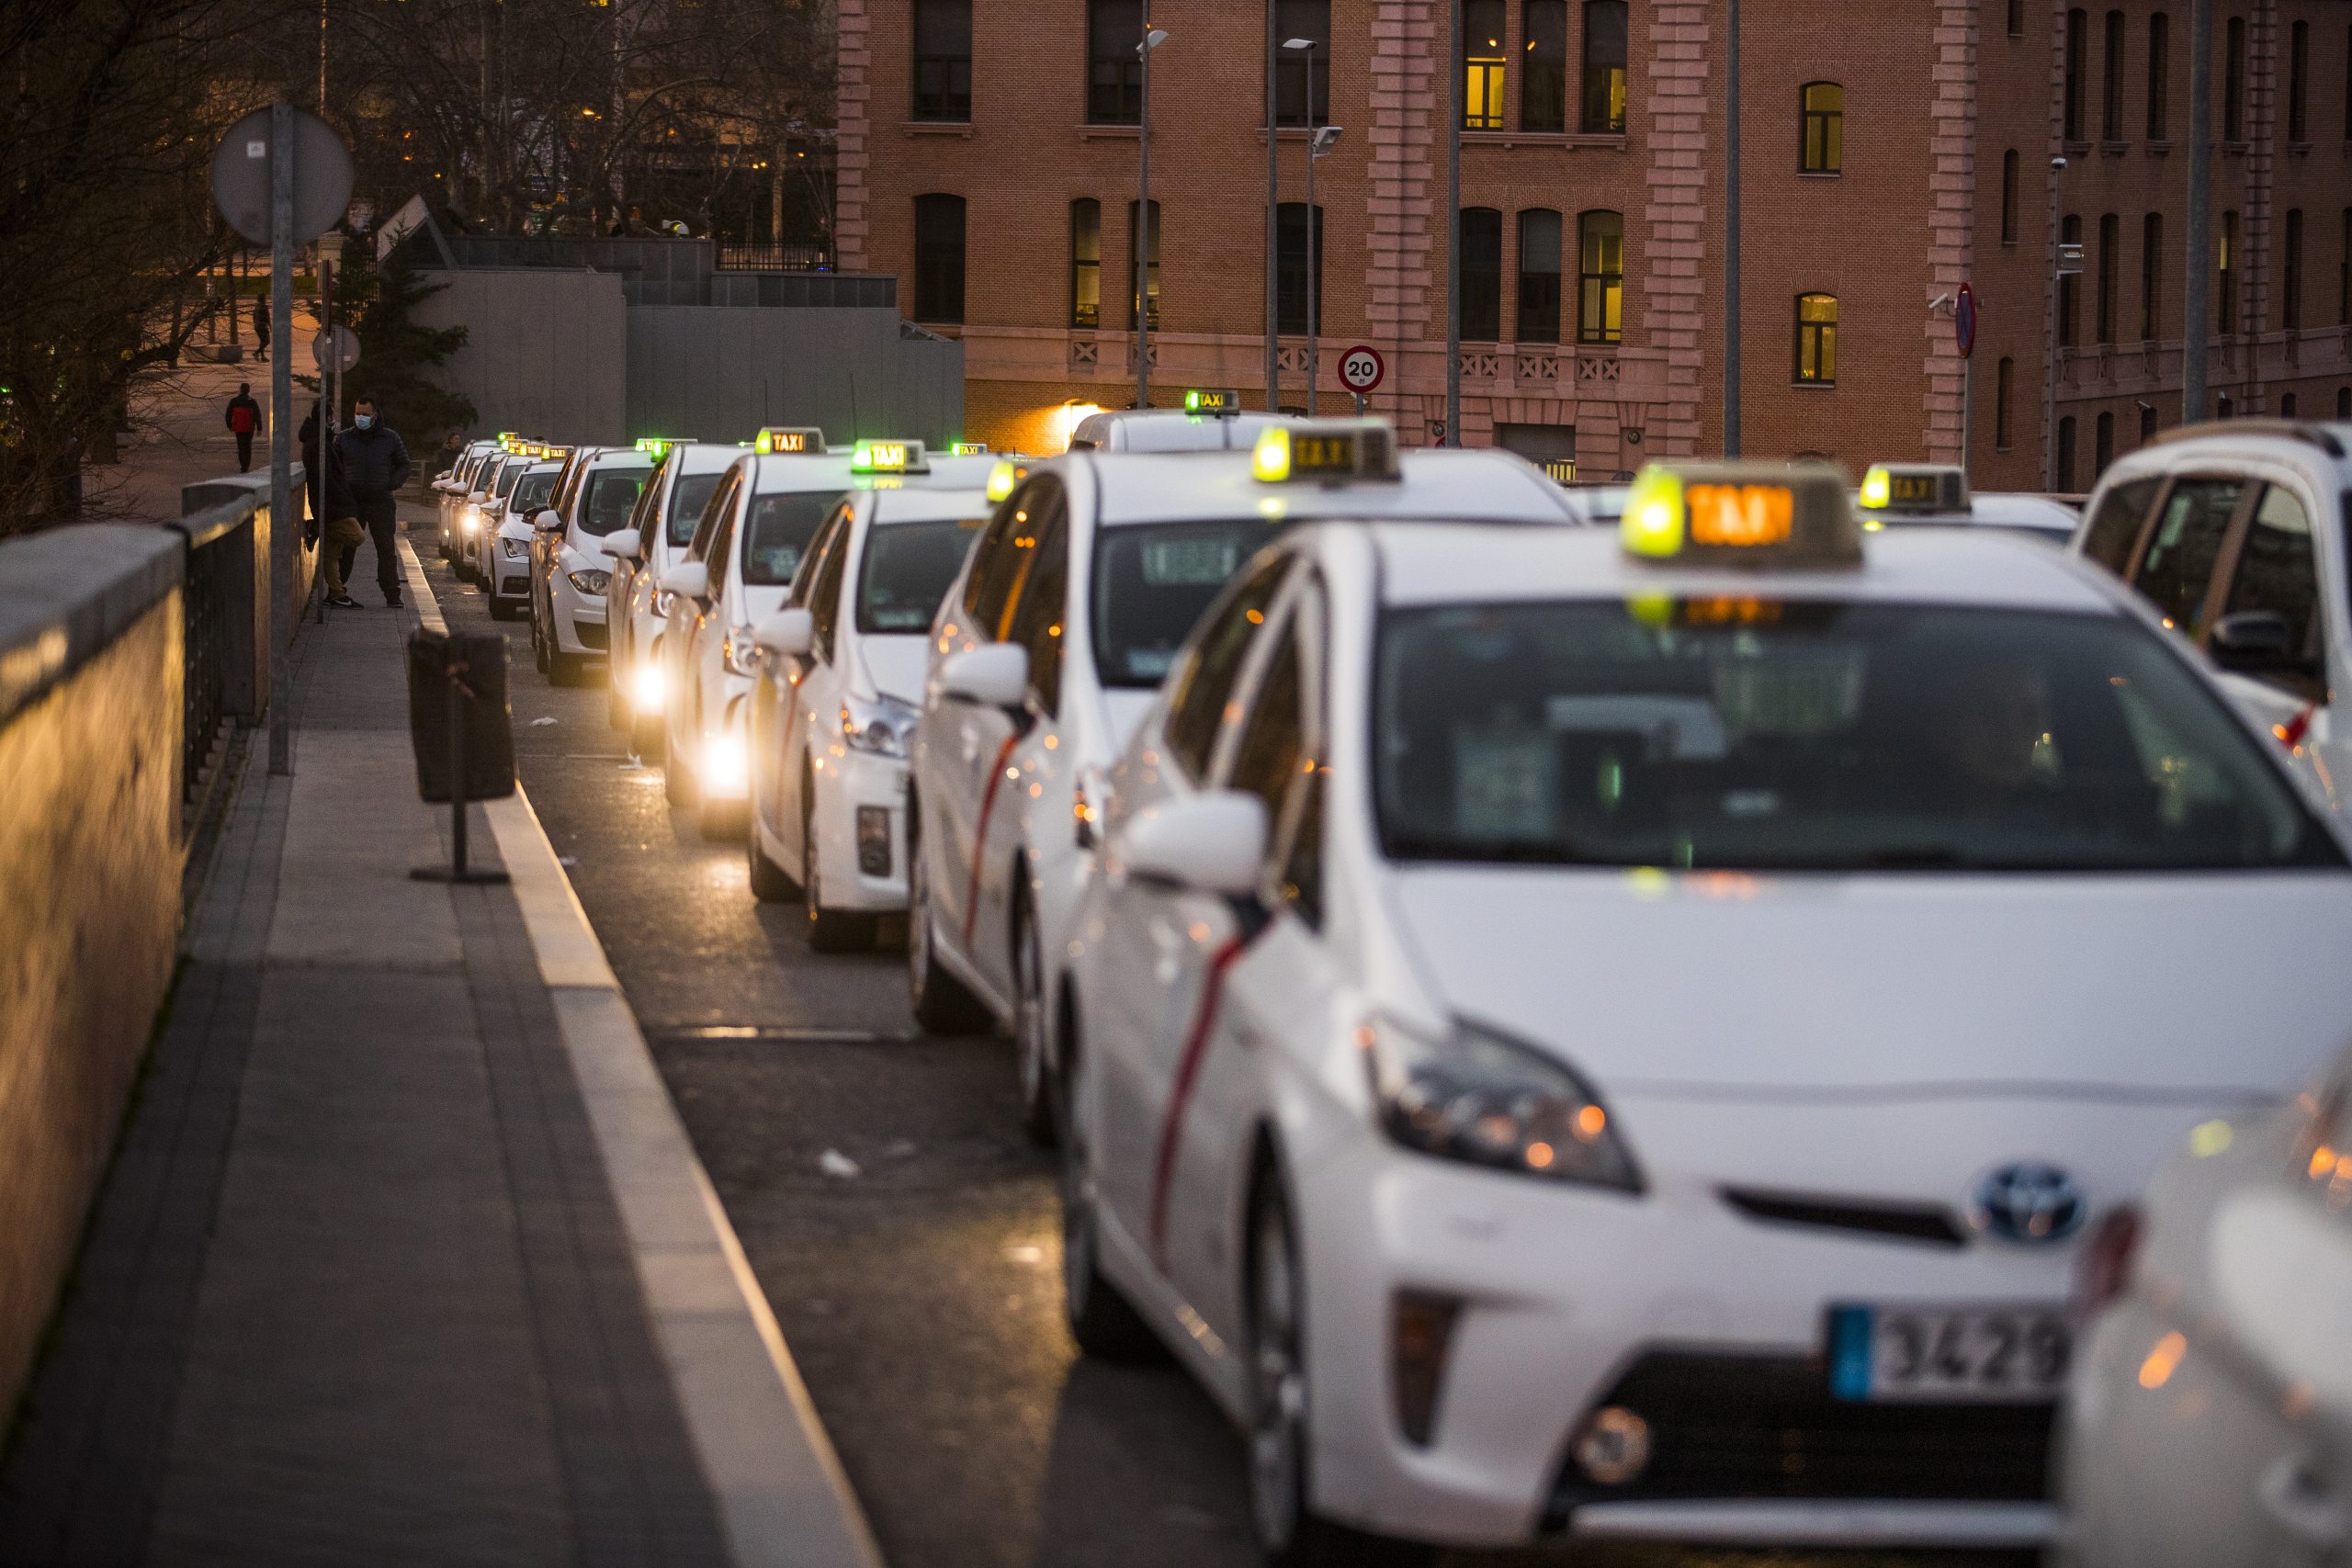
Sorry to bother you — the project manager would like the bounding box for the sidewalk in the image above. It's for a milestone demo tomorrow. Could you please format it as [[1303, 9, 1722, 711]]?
[[0, 528, 876, 1567]]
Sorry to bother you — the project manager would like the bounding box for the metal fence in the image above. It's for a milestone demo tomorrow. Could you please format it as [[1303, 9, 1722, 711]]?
[[168, 485, 281, 841], [714, 241, 834, 272]]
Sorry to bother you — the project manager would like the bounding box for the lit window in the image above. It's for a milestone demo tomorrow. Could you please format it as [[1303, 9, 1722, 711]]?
[[1464, 0, 1506, 130], [1800, 83, 1843, 173], [1795, 292, 1838, 384], [1577, 209, 1623, 344]]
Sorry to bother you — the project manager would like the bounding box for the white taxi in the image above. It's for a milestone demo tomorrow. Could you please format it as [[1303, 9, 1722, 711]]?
[[529, 445, 650, 685], [904, 422, 1579, 1141], [458, 449, 532, 582], [1855, 463, 2080, 545], [2069, 418, 2352, 817], [484, 452, 564, 621], [1069, 390, 1293, 453], [1056, 463, 2352, 1562], [437, 439, 503, 561], [744, 481, 992, 948], [604, 438, 737, 752]]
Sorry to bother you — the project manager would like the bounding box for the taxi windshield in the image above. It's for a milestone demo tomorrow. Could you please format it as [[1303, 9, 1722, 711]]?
[[859, 518, 984, 633], [742, 491, 837, 586], [1374, 599, 2339, 874], [513, 471, 556, 513], [668, 472, 723, 546], [1093, 520, 1267, 687], [578, 468, 649, 536], [492, 463, 526, 501]]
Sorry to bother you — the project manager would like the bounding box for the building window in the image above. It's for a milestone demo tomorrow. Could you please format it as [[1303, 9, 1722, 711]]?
[[2001, 150, 2019, 243], [2141, 401, 2157, 444], [1087, 0, 1143, 125], [1800, 83, 1843, 173], [2141, 211, 2163, 340], [1125, 198, 1159, 330], [1272, 0, 1331, 127], [1794, 292, 1837, 383], [2007, 0, 2022, 38], [2217, 391, 2233, 418], [2146, 11, 2170, 138], [1274, 202, 1323, 335], [1464, 0, 1507, 130], [1577, 209, 1623, 344], [2098, 213, 2119, 343], [1580, 0, 1629, 133], [1069, 198, 1101, 329], [2056, 415, 2078, 490], [913, 194, 966, 323], [2224, 16, 2245, 141], [1996, 356, 2015, 448], [2288, 20, 2309, 141], [2064, 8, 2087, 141], [2280, 392, 2298, 417], [2102, 10, 2125, 140], [2341, 209, 2351, 325], [1517, 209, 1563, 342], [1496, 423, 1577, 475], [2340, 387, 2350, 419], [2219, 209, 2238, 333], [1522, 0, 1568, 131], [2060, 212, 2083, 345], [911, 0, 973, 120], [2283, 209, 2304, 330], [1461, 207, 1503, 339], [2095, 411, 2115, 475]]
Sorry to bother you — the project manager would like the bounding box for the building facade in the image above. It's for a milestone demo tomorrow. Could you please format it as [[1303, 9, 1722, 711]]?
[[840, 0, 2352, 483]]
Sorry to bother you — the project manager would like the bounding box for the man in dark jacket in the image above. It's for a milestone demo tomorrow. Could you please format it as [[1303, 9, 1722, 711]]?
[[300, 404, 367, 607], [252, 299, 269, 361], [224, 383, 260, 472], [333, 395, 412, 607]]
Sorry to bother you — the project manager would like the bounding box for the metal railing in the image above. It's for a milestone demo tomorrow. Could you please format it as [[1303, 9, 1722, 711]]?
[[714, 241, 835, 272]]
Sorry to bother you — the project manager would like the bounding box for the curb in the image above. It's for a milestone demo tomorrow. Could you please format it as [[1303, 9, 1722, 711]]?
[[398, 536, 885, 1568]]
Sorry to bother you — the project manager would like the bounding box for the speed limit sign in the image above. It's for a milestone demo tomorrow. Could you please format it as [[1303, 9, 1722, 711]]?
[[1338, 344, 1385, 395]]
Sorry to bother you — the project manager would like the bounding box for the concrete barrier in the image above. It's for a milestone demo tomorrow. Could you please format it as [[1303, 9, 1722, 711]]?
[[0, 525, 187, 1421]]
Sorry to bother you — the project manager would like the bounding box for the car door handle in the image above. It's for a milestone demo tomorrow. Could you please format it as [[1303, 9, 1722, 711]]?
[[2258, 1450, 2346, 1551]]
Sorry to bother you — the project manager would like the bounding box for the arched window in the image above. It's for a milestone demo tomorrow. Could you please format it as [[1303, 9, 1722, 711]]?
[[2280, 392, 2299, 418], [1087, 0, 1143, 124], [2283, 209, 2305, 331], [1577, 210, 1623, 344], [1996, 355, 2015, 448], [2098, 213, 2120, 343], [913, 194, 967, 323], [2219, 209, 2239, 333], [1125, 199, 1160, 330], [2217, 391, 2234, 419], [1069, 199, 1101, 329], [2289, 19, 2310, 140], [2146, 12, 2170, 139], [2141, 212, 2164, 341], [1800, 83, 1843, 173], [2060, 213, 2083, 345], [2338, 387, 2350, 419], [1580, 0, 1629, 132], [1517, 209, 1563, 343], [2001, 150, 2019, 243], [1794, 292, 1837, 383], [2101, 10, 2125, 140]]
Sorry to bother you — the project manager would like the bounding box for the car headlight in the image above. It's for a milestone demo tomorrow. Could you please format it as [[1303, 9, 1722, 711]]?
[[462, 505, 481, 533], [842, 692, 919, 757], [723, 626, 763, 677], [630, 662, 665, 710], [567, 568, 611, 594], [501, 537, 529, 559], [1363, 1016, 1642, 1191]]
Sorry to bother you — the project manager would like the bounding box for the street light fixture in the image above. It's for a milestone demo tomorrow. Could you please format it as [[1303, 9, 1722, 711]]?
[[1136, 25, 1169, 412]]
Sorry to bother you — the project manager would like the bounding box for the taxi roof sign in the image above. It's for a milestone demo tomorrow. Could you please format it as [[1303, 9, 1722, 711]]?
[[1251, 420, 1400, 485], [850, 438, 928, 474], [634, 435, 691, 457], [985, 459, 1028, 502], [1621, 462, 1859, 569], [753, 426, 826, 456], [1859, 462, 1969, 516], [948, 440, 989, 456], [1185, 389, 1243, 416]]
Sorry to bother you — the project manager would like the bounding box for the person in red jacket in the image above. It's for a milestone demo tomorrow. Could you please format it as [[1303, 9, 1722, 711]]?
[[224, 383, 260, 472]]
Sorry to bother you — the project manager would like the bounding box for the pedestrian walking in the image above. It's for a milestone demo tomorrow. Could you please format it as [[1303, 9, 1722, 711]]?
[[252, 299, 269, 361], [300, 403, 367, 608], [224, 383, 261, 472], [334, 395, 412, 608]]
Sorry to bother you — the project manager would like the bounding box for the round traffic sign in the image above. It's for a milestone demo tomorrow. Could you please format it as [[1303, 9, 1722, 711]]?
[[1337, 344, 1385, 395], [310, 324, 360, 374], [1954, 282, 1978, 360], [209, 106, 355, 249]]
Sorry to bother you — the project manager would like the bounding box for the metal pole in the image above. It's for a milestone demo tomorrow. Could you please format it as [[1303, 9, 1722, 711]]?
[[1724, 0, 1740, 457], [268, 101, 296, 776], [1305, 48, 1317, 415], [1265, 0, 1280, 412], [2183, 0, 2211, 422], [2042, 158, 2063, 490], [1136, 26, 1152, 411], [448, 666, 469, 878], [1444, 0, 1462, 445], [1961, 353, 1973, 485]]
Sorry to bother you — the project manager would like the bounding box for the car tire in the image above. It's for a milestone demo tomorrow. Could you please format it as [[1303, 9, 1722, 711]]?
[[803, 793, 876, 951], [907, 816, 991, 1035], [631, 709, 664, 761], [1012, 895, 1058, 1147], [697, 793, 744, 843], [548, 645, 582, 686], [533, 611, 548, 675], [664, 735, 694, 807], [748, 819, 797, 902], [1059, 1035, 1160, 1363], [606, 668, 629, 729], [487, 597, 519, 623]]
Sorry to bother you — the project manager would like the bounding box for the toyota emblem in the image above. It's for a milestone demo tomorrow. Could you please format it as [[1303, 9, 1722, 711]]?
[[1971, 1163, 2087, 1244]]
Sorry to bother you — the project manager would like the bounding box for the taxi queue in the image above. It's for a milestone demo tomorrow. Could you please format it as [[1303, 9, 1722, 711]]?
[[433, 407, 2352, 1567]]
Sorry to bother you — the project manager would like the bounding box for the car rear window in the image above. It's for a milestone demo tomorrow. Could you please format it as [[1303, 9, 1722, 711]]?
[[858, 517, 986, 633], [578, 467, 650, 536]]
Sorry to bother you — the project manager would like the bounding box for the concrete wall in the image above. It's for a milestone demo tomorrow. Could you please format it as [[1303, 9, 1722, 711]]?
[[0, 526, 186, 1421], [412, 269, 629, 445], [625, 307, 965, 449]]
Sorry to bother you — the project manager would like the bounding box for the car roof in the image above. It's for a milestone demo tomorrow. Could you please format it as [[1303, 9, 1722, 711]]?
[[2098, 421, 2352, 488], [1358, 521, 2125, 614], [870, 485, 991, 524], [1860, 491, 2081, 535], [747, 453, 856, 492], [670, 442, 745, 474], [1076, 447, 1578, 525], [1071, 410, 1294, 452], [581, 447, 652, 470]]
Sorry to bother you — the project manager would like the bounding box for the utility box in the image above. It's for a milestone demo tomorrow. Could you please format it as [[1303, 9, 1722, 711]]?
[[406, 629, 515, 804]]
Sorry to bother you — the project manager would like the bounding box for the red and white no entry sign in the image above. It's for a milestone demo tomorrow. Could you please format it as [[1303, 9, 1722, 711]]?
[[1337, 344, 1385, 395]]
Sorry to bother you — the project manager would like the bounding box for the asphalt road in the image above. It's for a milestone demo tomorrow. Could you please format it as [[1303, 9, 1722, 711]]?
[[416, 537, 2028, 1568]]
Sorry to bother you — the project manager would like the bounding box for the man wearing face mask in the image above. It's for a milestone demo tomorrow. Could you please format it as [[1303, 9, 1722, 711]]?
[[333, 394, 413, 607]]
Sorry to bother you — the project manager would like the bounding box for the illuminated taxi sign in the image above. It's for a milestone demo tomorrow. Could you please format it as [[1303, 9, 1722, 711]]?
[[753, 426, 826, 456], [1184, 388, 1242, 416], [1859, 462, 1969, 515], [985, 459, 1027, 502], [1621, 462, 1859, 568], [948, 440, 989, 456], [850, 438, 928, 474], [1251, 420, 1400, 484], [633, 436, 689, 458]]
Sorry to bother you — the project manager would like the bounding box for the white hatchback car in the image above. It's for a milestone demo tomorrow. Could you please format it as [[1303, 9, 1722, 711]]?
[[2056, 1034, 2352, 1568], [904, 423, 1581, 1140], [744, 483, 992, 947], [437, 441, 502, 561], [483, 455, 563, 621], [605, 441, 738, 752], [529, 446, 650, 685], [1068, 394, 1292, 453], [2071, 419, 2352, 816], [1056, 464, 2352, 1563]]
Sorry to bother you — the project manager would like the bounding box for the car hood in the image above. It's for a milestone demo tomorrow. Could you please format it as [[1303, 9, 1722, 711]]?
[[858, 634, 929, 706], [1386, 865, 2352, 1100], [1102, 688, 1156, 752]]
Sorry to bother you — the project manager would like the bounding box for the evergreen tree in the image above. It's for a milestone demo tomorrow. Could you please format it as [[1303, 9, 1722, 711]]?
[[340, 244, 476, 457]]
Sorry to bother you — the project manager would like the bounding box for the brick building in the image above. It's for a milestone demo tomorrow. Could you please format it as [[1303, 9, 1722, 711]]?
[[838, 0, 2352, 484]]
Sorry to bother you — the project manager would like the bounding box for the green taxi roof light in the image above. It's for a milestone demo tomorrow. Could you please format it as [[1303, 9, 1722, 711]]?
[[1187, 388, 1241, 416], [1859, 465, 1893, 510]]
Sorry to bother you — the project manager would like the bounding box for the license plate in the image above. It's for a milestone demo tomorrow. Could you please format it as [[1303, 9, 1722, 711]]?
[[1827, 1303, 2072, 1402]]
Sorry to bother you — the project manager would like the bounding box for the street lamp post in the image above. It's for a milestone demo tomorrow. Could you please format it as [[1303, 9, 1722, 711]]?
[[1444, 0, 1462, 445], [1264, 7, 1279, 412], [1136, 25, 1168, 411], [2043, 153, 2068, 491], [1282, 38, 1340, 415]]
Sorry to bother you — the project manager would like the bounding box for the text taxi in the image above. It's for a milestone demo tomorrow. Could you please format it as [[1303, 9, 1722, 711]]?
[[1056, 462, 2352, 1562]]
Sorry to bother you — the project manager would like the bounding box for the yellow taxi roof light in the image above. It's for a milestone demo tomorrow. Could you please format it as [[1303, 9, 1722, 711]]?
[[1859, 462, 1969, 515], [949, 440, 989, 456], [986, 459, 1024, 502], [753, 426, 826, 456], [1252, 419, 1400, 485], [1620, 461, 1860, 569]]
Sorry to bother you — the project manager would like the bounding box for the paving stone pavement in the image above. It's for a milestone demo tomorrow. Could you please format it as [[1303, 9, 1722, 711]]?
[[0, 541, 732, 1567]]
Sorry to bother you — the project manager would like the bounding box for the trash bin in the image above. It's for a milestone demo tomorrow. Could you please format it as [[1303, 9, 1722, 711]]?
[[407, 628, 516, 804]]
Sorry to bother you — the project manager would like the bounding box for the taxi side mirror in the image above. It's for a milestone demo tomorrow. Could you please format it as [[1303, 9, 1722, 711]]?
[[603, 533, 642, 560], [659, 562, 710, 602], [755, 608, 814, 659], [1121, 792, 1267, 898], [533, 509, 563, 531], [2210, 610, 2297, 670], [940, 644, 1027, 711]]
